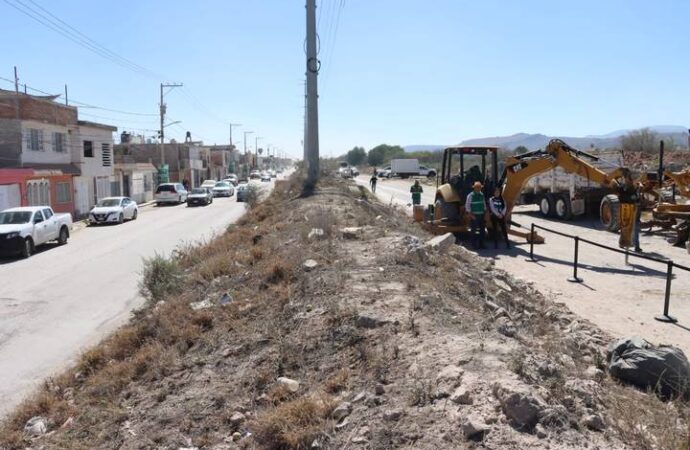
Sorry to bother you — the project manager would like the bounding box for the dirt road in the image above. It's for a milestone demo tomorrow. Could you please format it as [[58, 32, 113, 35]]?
[[357, 175, 690, 354], [0, 179, 278, 415]]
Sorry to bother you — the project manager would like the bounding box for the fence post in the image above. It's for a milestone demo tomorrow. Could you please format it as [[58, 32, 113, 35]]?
[[567, 236, 583, 283], [655, 261, 678, 323]]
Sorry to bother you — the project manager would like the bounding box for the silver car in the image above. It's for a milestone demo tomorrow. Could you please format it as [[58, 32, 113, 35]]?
[[212, 181, 234, 197]]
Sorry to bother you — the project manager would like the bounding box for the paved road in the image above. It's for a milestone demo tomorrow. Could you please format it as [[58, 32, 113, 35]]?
[[357, 175, 690, 354], [0, 178, 277, 415]]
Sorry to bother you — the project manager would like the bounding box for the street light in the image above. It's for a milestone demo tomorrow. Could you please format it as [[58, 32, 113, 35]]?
[[255, 136, 263, 169], [229, 123, 241, 147]]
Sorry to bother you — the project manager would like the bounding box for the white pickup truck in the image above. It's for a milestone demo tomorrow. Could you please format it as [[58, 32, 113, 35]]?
[[0, 206, 72, 258]]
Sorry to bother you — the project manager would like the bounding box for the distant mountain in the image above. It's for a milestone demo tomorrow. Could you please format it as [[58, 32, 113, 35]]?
[[457, 126, 689, 151]]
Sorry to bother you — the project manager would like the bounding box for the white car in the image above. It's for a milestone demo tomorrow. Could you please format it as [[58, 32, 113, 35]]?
[[260, 172, 271, 182], [0, 207, 72, 258], [89, 197, 138, 225], [212, 181, 234, 197], [155, 183, 189, 205], [224, 174, 239, 186], [201, 179, 217, 190], [269, 170, 277, 178]]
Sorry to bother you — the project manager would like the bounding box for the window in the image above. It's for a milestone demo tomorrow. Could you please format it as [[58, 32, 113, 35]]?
[[26, 180, 50, 206], [25, 128, 44, 151], [42, 208, 53, 219], [102, 143, 112, 166], [83, 140, 94, 158], [56, 182, 71, 203], [52, 132, 66, 153]]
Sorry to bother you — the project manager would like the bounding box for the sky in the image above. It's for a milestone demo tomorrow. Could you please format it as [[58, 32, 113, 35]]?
[[1, 0, 689, 158]]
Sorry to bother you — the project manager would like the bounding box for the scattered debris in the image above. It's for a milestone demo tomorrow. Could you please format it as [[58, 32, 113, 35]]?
[[189, 299, 213, 310], [23, 416, 48, 436], [341, 227, 363, 239], [462, 414, 490, 440], [308, 228, 325, 240], [276, 376, 300, 392], [423, 232, 456, 252]]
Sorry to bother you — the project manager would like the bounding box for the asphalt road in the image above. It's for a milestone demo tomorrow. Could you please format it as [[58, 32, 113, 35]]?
[[0, 178, 277, 415], [356, 175, 690, 355]]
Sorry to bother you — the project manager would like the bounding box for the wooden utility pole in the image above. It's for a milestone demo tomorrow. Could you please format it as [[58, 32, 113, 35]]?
[[305, 0, 320, 183], [159, 82, 183, 179]]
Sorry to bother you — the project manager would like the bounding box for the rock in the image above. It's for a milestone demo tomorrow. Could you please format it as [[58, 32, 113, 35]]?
[[564, 379, 599, 407], [308, 228, 325, 240], [332, 402, 352, 421], [494, 278, 512, 292], [219, 292, 233, 306], [436, 365, 464, 398], [374, 384, 385, 395], [24, 416, 48, 436], [559, 354, 576, 370], [496, 317, 517, 338], [424, 233, 456, 252], [355, 315, 388, 329], [190, 299, 213, 310], [341, 227, 363, 239], [365, 396, 381, 407], [484, 300, 501, 312], [538, 362, 561, 378], [351, 391, 367, 403], [584, 365, 604, 381], [351, 436, 368, 444], [61, 417, 74, 429], [450, 386, 473, 405], [583, 413, 607, 431], [462, 414, 490, 440], [303, 259, 319, 272], [277, 377, 300, 392], [229, 411, 246, 428], [534, 423, 548, 438], [492, 380, 547, 429], [231, 432, 242, 442], [335, 418, 349, 430], [383, 409, 403, 421]]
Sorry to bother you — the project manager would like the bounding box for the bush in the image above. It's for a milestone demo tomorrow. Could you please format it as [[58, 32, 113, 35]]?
[[245, 183, 261, 209], [139, 253, 183, 304]]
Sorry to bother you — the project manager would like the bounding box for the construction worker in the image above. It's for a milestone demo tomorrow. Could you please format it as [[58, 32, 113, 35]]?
[[617, 170, 642, 252], [370, 170, 378, 193], [465, 181, 486, 249], [410, 180, 423, 205], [489, 187, 510, 249]]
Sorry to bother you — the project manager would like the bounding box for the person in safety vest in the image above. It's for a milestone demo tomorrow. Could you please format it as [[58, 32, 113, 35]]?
[[617, 169, 642, 252], [489, 187, 510, 249], [410, 180, 423, 205], [465, 181, 486, 249]]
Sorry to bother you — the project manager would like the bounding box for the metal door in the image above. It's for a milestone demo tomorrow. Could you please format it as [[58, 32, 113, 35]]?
[[0, 184, 21, 211]]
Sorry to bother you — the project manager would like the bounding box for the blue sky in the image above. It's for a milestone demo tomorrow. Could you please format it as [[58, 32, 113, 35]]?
[[1, 0, 688, 158]]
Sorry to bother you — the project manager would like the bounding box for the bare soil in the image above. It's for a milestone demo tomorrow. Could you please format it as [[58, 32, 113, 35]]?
[[1, 173, 688, 450]]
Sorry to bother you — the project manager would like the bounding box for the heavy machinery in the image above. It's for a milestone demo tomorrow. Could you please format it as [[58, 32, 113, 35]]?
[[425, 139, 625, 242]]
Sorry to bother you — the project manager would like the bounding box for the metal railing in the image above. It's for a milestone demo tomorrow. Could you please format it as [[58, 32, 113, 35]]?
[[527, 223, 690, 324]]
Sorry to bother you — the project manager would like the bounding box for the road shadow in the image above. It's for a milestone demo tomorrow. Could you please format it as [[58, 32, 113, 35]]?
[[0, 243, 61, 265]]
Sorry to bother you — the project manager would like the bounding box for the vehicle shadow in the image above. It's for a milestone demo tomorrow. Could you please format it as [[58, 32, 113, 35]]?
[[0, 243, 61, 265]]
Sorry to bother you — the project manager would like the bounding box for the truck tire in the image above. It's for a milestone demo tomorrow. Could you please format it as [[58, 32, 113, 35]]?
[[57, 226, 69, 245], [427, 171, 436, 178], [21, 237, 33, 258], [600, 194, 620, 231], [554, 195, 573, 220], [539, 194, 555, 217]]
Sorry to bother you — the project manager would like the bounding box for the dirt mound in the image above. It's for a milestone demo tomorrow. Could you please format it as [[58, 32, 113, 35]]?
[[1, 174, 688, 450]]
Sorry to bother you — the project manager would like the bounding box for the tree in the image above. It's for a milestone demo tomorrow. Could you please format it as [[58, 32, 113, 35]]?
[[345, 146, 366, 166], [620, 128, 659, 154], [513, 145, 529, 155], [367, 144, 405, 167]]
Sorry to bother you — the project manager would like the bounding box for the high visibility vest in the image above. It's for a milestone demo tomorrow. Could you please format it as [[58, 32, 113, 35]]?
[[469, 192, 485, 214]]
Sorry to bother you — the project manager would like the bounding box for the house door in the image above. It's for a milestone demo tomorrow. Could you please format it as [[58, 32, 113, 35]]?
[[122, 174, 130, 197], [0, 184, 21, 210], [74, 178, 91, 217]]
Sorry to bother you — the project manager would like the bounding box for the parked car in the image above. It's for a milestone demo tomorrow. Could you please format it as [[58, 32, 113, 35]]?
[[212, 181, 234, 197], [0, 207, 72, 258], [260, 172, 271, 182], [155, 183, 189, 205], [201, 179, 217, 190], [418, 165, 437, 178], [377, 166, 392, 178], [269, 170, 277, 178], [249, 171, 261, 180], [236, 183, 249, 202], [88, 197, 138, 225], [350, 167, 360, 177], [187, 187, 214, 206], [224, 174, 239, 186]]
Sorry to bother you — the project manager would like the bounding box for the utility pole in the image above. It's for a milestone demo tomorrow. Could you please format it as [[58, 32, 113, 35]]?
[[244, 131, 254, 176], [229, 123, 241, 148], [13, 66, 20, 120], [303, 79, 307, 163], [159, 82, 183, 182], [255, 136, 263, 169], [305, 0, 320, 183], [64, 84, 68, 106]]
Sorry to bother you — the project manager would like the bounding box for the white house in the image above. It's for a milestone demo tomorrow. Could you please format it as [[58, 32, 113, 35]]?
[[72, 120, 117, 216]]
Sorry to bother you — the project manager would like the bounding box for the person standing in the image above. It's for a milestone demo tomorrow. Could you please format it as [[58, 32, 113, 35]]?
[[410, 180, 423, 205], [617, 170, 642, 252], [370, 170, 378, 193], [465, 181, 486, 249], [489, 187, 510, 249]]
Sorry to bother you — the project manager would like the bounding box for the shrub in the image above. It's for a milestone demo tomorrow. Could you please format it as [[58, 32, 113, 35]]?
[[139, 253, 183, 304]]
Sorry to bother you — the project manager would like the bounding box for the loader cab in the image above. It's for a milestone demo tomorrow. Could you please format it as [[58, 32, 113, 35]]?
[[440, 146, 500, 200]]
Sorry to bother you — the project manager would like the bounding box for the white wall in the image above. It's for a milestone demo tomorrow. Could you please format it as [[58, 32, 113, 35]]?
[[19, 121, 73, 166], [73, 125, 115, 178]]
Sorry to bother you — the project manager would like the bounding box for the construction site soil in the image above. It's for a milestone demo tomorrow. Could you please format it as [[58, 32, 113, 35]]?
[[1, 173, 688, 450]]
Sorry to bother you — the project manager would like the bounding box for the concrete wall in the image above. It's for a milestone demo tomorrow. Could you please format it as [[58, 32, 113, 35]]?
[[19, 120, 73, 166], [74, 124, 115, 178], [0, 119, 21, 167]]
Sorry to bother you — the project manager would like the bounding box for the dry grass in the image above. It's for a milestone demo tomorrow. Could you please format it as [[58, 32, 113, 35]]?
[[252, 393, 336, 449]]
